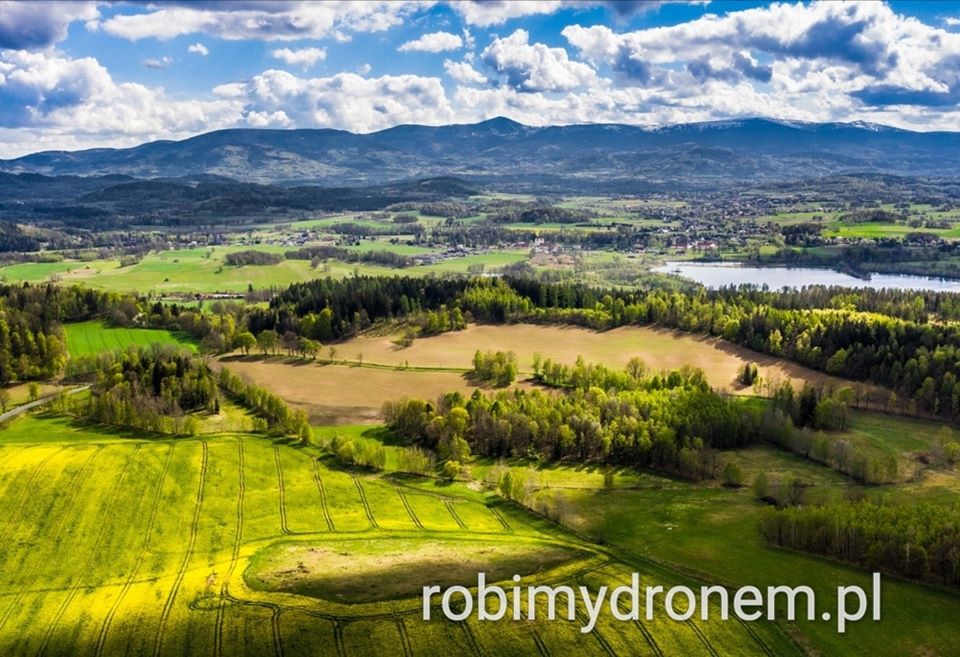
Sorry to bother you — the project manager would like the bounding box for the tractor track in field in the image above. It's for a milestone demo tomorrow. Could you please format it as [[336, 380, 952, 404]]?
[[333, 620, 347, 657], [312, 459, 336, 532], [44, 445, 106, 538], [396, 617, 413, 657], [0, 444, 104, 636], [3, 445, 67, 534], [735, 616, 776, 657], [488, 505, 513, 533], [271, 607, 285, 657], [274, 444, 291, 535], [632, 620, 665, 657], [531, 630, 551, 657], [216, 592, 288, 657], [461, 622, 483, 657], [395, 485, 424, 530], [687, 621, 721, 657], [94, 443, 175, 657], [214, 438, 245, 657], [152, 440, 209, 657], [352, 476, 378, 529], [444, 499, 467, 529], [35, 444, 141, 657], [571, 573, 617, 657], [581, 616, 616, 657]]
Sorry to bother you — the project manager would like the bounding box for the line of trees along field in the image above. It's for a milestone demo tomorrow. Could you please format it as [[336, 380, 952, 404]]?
[[760, 501, 960, 588]]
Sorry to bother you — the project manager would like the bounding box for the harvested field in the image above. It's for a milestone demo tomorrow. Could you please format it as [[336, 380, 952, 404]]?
[[344, 324, 860, 394]]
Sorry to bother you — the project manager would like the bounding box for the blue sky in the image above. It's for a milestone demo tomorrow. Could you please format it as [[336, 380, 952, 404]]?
[[0, 1, 959, 157]]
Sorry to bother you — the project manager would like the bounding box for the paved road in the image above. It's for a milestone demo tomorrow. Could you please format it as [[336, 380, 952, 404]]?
[[0, 386, 89, 424]]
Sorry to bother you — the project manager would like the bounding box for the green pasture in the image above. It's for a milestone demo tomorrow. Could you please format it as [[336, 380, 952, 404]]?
[[64, 320, 196, 358]]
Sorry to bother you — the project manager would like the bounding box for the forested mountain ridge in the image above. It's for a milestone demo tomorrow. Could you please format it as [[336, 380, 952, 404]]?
[[3, 117, 959, 187]]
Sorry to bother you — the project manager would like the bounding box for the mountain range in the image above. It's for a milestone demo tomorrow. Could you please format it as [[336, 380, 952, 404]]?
[[2, 117, 959, 188]]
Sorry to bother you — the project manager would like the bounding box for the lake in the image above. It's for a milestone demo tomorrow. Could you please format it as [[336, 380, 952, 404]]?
[[654, 262, 960, 292]]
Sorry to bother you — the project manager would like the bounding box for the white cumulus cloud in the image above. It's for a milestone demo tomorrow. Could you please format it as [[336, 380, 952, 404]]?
[[444, 59, 487, 85], [0, 0, 98, 49], [271, 47, 327, 69], [216, 70, 455, 133], [449, 1, 564, 27], [143, 56, 173, 70], [0, 49, 241, 157], [481, 29, 597, 92], [398, 31, 463, 53], [95, 1, 427, 42], [187, 42, 209, 56]]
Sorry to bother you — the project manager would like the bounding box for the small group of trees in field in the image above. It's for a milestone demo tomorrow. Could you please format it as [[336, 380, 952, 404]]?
[[58, 345, 218, 435], [738, 362, 759, 386], [244, 329, 322, 360], [327, 432, 386, 470], [471, 350, 518, 387], [385, 359, 753, 481]]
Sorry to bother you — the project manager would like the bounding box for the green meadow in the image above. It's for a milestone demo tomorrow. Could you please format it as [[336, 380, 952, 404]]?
[[0, 246, 532, 295], [64, 320, 197, 358]]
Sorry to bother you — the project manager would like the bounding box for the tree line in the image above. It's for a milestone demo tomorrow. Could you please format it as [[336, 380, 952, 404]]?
[[760, 500, 960, 588], [217, 367, 311, 440]]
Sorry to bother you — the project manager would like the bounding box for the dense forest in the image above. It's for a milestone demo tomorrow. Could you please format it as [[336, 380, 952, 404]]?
[[760, 501, 960, 588]]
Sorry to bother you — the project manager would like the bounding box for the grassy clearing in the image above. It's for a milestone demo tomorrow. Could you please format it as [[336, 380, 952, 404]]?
[[483, 406, 960, 657], [0, 382, 62, 407], [0, 414, 797, 657], [545, 483, 960, 657], [64, 320, 196, 358], [246, 538, 587, 603]]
